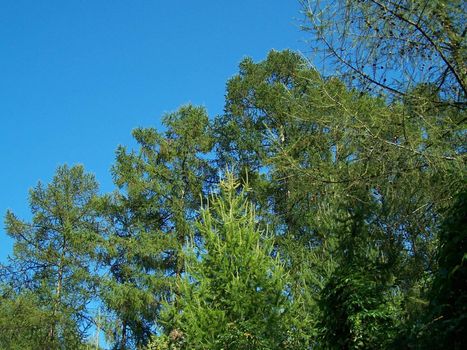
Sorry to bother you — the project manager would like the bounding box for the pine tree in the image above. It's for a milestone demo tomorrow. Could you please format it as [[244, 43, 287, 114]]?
[[153, 174, 302, 349], [98, 105, 214, 349], [3, 164, 101, 348], [300, 0, 466, 104]]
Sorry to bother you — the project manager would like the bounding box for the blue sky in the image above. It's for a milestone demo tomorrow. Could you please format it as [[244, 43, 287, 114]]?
[[0, 0, 305, 262]]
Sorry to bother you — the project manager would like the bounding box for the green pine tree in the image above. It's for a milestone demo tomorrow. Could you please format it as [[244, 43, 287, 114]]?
[[3, 164, 101, 349], [152, 174, 302, 349], [98, 105, 214, 349]]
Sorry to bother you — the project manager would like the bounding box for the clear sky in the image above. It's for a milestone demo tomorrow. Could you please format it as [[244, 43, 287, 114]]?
[[0, 0, 306, 262]]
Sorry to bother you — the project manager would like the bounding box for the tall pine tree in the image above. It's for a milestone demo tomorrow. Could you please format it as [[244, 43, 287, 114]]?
[[3, 165, 100, 349], [98, 105, 214, 349]]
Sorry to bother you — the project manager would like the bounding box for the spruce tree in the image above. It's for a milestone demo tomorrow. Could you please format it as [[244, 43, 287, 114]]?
[[153, 175, 301, 349]]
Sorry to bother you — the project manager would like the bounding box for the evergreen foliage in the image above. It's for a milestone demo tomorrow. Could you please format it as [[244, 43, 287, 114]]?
[[151, 175, 301, 349], [406, 190, 467, 349], [96, 105, 214, 349], [2, 165, 100, 349], [0, 287, 55, 349], [1, 1, 465, 349]]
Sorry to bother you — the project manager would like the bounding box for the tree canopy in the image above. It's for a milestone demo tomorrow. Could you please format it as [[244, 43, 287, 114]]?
[[1, 1, 465, 349]]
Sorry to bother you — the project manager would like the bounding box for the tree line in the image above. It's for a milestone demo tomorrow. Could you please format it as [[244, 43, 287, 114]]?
[[1, 1, 465, 349]]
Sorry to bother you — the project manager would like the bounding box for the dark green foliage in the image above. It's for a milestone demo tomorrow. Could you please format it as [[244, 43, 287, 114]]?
[[97, 105, 215, 349], [97, 192, 165, 349], [319, 265, 401, 349], [407, 190, 467, 349], [429, 190, 467, 345]]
